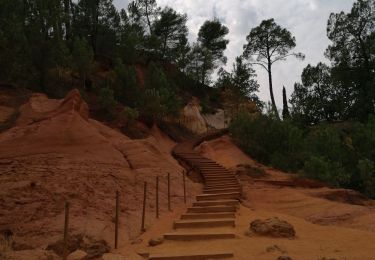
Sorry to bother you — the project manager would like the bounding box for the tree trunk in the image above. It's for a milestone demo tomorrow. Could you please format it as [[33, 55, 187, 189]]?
[[145, 0, 152, 34], [267, 62, 279, 119], [64, 0, 71, 41], [162, 35, 168, 60]]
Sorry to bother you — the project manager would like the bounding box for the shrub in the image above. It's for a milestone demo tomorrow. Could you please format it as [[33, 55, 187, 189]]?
[[303, 156, 350, 187], [230, 113, 375, 198], [357, 159, 375, 198], [120, 107, 139, 127], [98, 85, 116, 117], [230, 113, 304, 172]]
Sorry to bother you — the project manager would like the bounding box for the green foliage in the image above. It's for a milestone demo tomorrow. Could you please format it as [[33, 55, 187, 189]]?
[[351, 116, 375, 160], [187, 19, 229, 85], [129, 0, 160, 34], [290, 62, 352, 125], [230, 113, 304, 172], [357, 159, 375, 197], [230, 114, 375, 198], [140, 62, 181, 121], [113, 61, 140, 107], [153, 7, 189, 62], [98, 84, 116, 116], [216, 56, 261, 107], [75, 0, 120, 56], [120, 106, 139, 127], [72, 37, 93, 88], [303, 156, 349, 186]]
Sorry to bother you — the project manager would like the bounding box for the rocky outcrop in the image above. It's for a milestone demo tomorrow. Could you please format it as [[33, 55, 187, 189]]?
[[179, 98, 208, 134], [178, 97, 231, 134], [249, 217, 296, 238], [202, 109, 228, 130]]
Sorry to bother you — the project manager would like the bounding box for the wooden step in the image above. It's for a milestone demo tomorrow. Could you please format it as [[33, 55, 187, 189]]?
[[193, 162, 220, 164], [174, 218, 235, 228], [148, 252, 234, 260], [187, 205, 236, 213], [206, 179, 239, 185], [203, 188, 241, 194], [203, 173, 232, 175], [193, 200, 239, 206], [203, 175, 233, 178], [204, 184, 240, 189], [204, 177, 237, 181], [205, 182, 239, 187], [202, 172, 232, 175], [164, 232, 236, 241], [196, 192, 241, 201], [181, 212, 236, 219]]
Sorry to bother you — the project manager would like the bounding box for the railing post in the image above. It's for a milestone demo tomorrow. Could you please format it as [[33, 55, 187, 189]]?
[[167, 173, 171, 211], [141, 182, 147, 232], [63, 201, 70, 260], [115, 191, 119, 249], [156, 176, 159, 219], [183, 172, 186, 204]]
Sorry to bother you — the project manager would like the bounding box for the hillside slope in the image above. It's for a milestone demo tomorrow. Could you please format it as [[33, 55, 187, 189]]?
[[0, 90, 202, 258]]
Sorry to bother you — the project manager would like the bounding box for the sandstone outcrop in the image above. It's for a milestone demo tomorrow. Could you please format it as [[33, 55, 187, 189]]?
[[0, 89, 202, 255]]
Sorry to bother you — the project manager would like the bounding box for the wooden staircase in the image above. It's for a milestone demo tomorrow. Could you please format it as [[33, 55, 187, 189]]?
[[147, 134, 241, 260]]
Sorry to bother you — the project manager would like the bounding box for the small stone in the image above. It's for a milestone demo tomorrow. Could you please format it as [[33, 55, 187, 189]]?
[[148, 237, 164, 246], [67, 250, 87, 260], [250, 217, 295, 238], [278, 256, 292, 260]]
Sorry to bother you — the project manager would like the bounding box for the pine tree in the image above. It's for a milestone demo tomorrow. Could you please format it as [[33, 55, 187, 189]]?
[[282, 86, 290, 120]]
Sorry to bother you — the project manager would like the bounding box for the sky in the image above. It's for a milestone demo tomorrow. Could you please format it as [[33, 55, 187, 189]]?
[[113, 0, 355, 107]]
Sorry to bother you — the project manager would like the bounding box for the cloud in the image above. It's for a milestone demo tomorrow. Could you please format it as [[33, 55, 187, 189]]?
[[113, 0, 355, 107]]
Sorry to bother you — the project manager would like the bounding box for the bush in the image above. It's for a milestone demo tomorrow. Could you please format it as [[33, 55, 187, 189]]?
[[114, 61, 141, 107], [230, 113, 304, 172], [120, 107, 139, 127], [357, 159, 375, 198], [98, 85, 116, 117], [230, 113, 375, 198], [139, 62, 182, 122], [303, 156, 350, 187]]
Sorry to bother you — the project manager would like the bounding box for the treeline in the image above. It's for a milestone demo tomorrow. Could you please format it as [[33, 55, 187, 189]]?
[[290, 0, 375, 123], [0, 0, 228, 85], [231, 0, 375, 198], [1, 0, 257, 122]]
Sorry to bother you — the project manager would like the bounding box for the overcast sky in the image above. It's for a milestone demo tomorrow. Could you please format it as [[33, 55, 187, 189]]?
[[113, 0, 355, 107]]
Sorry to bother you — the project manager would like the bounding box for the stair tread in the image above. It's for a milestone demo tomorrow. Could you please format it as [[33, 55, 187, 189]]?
[[189, 204, 236, 208], [198, 192, 241, 196], [165, 230, 235, 235], [175, 218, 234, 223], [149, 251, 234, 259], [183, 212, 235, 215]]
